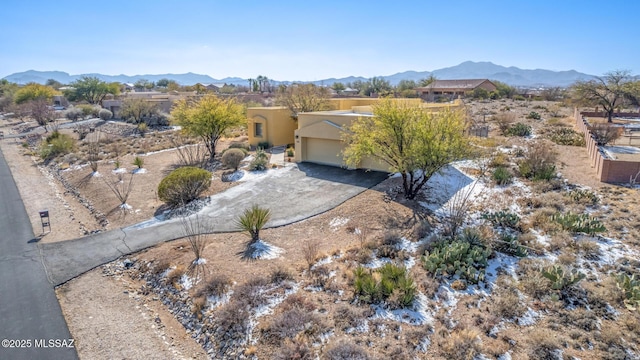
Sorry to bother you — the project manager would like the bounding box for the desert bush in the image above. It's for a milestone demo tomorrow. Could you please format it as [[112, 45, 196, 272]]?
[[132, 156, 144, 169], [137, 123, 148, 137], [215, 300, 251, 345], [77, 104, 100, 118], [482, 210, 520, 230], [551, 212, 606, 235], [333, 305, 366, 331], [170, 136, 208, 168], [270, 266, 294, 284], [518, 142, 557, 181], [323, 342, 371, 360], [437, 329, 483, 360], [64, 107, 83, 121], [526, 111, 541, 120], [98, 108, 113, 120], [228, 141, 250, 151], [566, 189, 599, 205], [257, 141, 270, 149], [422, 239, 491, 284], [548, 128, 585, 146], [165, 265, 186, 288], [492, 166, 513, 185], [274, 339, 313, 360], [264, 308, 326, 343], [589, 123, 622, 146], [527, 328, 560, 359], [157, 166, 211, 207], [249, 148, 269, 171], [221, 148, 245, 171], [302, 240, 320, 270], [521, 272, 552, 299], [40, 131, 75, 160], [493, 112, 516, 135], [507, 122, 532, 137], [541, 265, 585, 291], [236, 205, 271, 244], [492, 286, 526, 319], [196, 274, 232, 298], [353, 263, 416, 308], [280, 293, 316, 312]]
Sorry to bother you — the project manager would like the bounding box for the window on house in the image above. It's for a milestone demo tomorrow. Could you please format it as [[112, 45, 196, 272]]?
[[255, 123, 263, 137]]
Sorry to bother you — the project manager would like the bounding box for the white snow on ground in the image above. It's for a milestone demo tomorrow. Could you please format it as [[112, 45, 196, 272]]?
[[246, 240, 284, 259], [91, 171, 101, 177], [132, 168, 147, 174], [372, 293, 433, 326], [329, 216, 349, 230], [207, 290, 233, 309], [602, 145, 640, 160], [420, 164, 480, 213], [119, 203, 132, 210], [112, 167, 127, 174], [193, 258, 207, 265], [397, 237, 419, 253], [517, 307, 541, 326], [223, 170, 244, 182], [179, 274, 193, 290], [141, 143, 197, 156]]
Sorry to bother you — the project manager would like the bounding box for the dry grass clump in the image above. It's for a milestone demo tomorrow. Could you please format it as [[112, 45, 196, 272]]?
[[280, 293, 316, 312], [530, 208, 563, 234], [195, 274, 232, 298], [309, 264, 333, 288], [270, 266, 295, 284], [303, 239, 321, 270], [527, 328, 561, 359], [191, 296, 207, 320], [517, 231, 546, 255], [436, 328, 483, 360], [333, 305, 367, 331], [274, 338, 313, 360], [165, 265, 186, 288], [517, 259, 552, 300], [150, 258, 171, 277], [323, 341, 371, 360], [491, 276, 526, 319], [263, 307, 328, 344], [547, 231, 574, 252]]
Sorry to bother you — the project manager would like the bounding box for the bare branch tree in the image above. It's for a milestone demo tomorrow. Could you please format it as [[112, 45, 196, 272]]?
[[87, 133, 101, 173], [170, 135, 208, 168], [441, 180, 482, 238], [102, 172, 134, 213], [180, 214, 209, 281]]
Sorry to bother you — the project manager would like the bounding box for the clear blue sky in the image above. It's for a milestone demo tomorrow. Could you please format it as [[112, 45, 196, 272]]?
[[1, 0, 638, 81]]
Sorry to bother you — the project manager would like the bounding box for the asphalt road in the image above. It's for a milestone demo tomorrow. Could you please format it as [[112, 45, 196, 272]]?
[[0, 146, 78, 359]]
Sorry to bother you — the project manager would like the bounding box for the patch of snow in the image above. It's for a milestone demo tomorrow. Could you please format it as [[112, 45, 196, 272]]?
[[193, 258, 207, 265], [246, 240, 284, 260], [311, 256, 333, 269], [372, 293, 433, 326], [179, 274, 193, 291], [132, 168, 147, 174], [396, 237, 419, 253], [119, 203, 132, 210], [329, 216, 349, 230], [222, 170, 244, 182], [112, 167, 127, 174], [207, 290, 233, 309], [416, 336, 431, 353], [403, 256, 416, 269], [517, 307, 540, 326], [345, 319, 369, 334], [497, 352, 512, 360], [91, 171, 102, 177], [363, 257, 392, 269]]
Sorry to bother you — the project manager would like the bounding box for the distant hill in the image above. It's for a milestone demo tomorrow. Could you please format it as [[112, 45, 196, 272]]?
[[3, 61, 596, 88]]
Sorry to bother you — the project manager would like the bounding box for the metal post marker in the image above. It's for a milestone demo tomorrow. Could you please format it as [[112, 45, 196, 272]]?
[[39, 210, 51, 233]]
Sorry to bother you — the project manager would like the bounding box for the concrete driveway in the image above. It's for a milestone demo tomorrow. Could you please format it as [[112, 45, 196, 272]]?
[[40, 163, 388, 285]]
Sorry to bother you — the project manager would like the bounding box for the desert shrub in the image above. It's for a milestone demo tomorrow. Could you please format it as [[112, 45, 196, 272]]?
[[98, 108, 113, 120], [157, 166, 211, 207], [551, 212, 606, 235], [249, 148, 269, 171], [507, 122, 532, 137], [228, 141, 250, 151], [548, 128, 585, 146], [215, 300, 251, 345], [518, 142, 557, 181], [286, 147, 294, 157], [493, 112, 515, 135], [274, 339, 313, 360], [132, 156, 144, 169], [77, 104, 100, 118], [270, 266, 294, 284], [257, 141, 270, 149], [492, 166, 513, 185], [589, 123, 622, 146], [490, 152, 510, 168], [353, 263, 416, 308], [566, 189, 599, 205], [323, 342, 371, 360], [234, 277, 269, 309], [422, 239, 491, 284], [615, 273, 640, 311], [482, 210, 520, 230], [64, 107, 83, 121], [333, 305, 366, 331], [40, 131, 75, 160], [541, 265, 585, 291], [221, 148, 245, 171], [165, 265, 186, 288], [492, 279, 526, 319], [527, 329, 560, 359], [521, 272, 552, 299], [264, 308, 326, 343], [280, 293, 316, 312], [526, 111, 541, 120], [437, 329, 482, 360], [196, 274, 232, 298]]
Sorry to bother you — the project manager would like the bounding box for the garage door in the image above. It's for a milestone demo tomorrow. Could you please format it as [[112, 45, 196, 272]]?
[[304, 138, 345, 167]]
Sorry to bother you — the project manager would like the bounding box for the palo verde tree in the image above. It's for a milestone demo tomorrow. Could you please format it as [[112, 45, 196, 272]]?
[[343, 99, 470, 199], [171, 94, 245, 161], [572, 70, 639, 123], [64, 76, 120, 105], [14, 83, 58, 104], [276, 83, 331, 119]]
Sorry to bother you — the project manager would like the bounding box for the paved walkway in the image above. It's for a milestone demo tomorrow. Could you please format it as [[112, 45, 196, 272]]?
[[40, 163, 388, 285], [0, 147, 77, 360]]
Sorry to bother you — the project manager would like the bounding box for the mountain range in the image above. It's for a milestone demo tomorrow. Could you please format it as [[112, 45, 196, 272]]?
[[2, 61, 595, 88]]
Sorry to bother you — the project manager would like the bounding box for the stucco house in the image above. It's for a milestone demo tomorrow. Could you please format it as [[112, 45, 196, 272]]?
[[416, 79, 497, 100], [247, 98, 463, 171]]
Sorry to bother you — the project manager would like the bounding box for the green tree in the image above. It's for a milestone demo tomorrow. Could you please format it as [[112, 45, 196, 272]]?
[[419, 75, 437, 87], [119, 98, 159, 123], [45, 79, 64, 89], [134, 79, 154, 91], [156, 78, 170, 88], [171, 94, 245, 161], [493, 81, 518, 99], [14, 83, 57, 104], [572, 70, 637, 123], [332, 82, 346, 94], [236, 205, 271, 244], [396, 79, 417, 92], [366, 77, 392, 96], [343, 99, 470, 199], [65, 76, 120, 105], [276, 83, 331, 119]]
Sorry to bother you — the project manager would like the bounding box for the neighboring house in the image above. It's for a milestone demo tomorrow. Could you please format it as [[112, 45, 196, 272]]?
[[342, 87, 359, 96], [416, 79, 497, 99], [247, 97, 463, 171], [102, 91, 197, 118]]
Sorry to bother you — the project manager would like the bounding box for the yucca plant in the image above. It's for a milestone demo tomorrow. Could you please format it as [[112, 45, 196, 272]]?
[[236, 205, 271, 243]]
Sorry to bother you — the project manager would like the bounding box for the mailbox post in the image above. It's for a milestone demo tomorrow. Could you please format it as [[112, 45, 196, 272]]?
[[39, 210, 51, 233]]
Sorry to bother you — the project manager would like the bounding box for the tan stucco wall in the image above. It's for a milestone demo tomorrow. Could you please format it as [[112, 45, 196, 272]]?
[[247, 107, 296, 147]]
